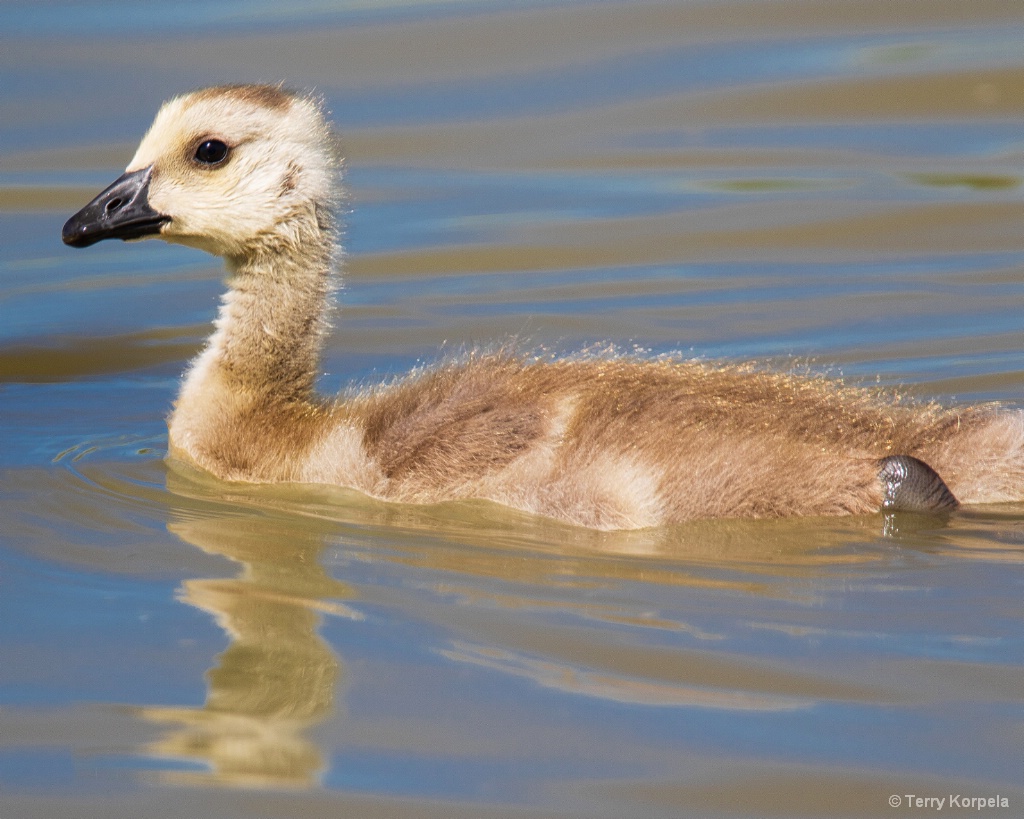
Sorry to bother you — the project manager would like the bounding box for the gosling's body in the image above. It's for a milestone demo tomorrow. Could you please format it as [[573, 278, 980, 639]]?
[[63, 85, 1024, 529]]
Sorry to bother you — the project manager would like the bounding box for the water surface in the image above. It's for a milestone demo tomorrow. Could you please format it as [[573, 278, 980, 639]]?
[[2, 2, 1024, 817]]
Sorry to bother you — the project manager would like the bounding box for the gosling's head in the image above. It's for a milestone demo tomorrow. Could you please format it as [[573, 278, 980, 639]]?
[[63, 84, 339, 259]]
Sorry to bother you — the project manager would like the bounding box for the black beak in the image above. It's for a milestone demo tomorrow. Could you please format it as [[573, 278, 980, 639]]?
[[62, 166, 170, 248]]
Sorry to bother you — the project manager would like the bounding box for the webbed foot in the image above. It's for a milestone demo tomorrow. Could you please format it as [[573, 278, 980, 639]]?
[[878, 455, 959, 513]]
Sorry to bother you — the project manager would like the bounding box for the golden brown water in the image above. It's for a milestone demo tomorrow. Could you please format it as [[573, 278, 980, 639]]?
[[2, 2, 1024, 817]]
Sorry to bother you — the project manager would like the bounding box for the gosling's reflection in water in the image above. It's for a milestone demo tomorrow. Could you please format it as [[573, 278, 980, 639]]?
[[139, 506, 356, 789], [136, 462, 966, 788]]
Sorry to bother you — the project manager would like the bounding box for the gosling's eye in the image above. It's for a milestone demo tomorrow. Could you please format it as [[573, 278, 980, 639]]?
[[194, 139, 229, 165]]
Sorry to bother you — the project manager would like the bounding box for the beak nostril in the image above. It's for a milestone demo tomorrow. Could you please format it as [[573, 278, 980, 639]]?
[[63, 165, 166, 247]]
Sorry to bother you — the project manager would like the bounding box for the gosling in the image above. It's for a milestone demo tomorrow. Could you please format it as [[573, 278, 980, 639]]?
[[62, 84, 1024, 529]]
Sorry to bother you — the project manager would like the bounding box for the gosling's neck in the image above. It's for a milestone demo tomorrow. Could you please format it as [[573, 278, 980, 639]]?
[[177, 210, 338, 411]]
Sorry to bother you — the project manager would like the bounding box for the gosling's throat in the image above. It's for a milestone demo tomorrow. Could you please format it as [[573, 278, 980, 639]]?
[[192, 220, 338, 403]]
